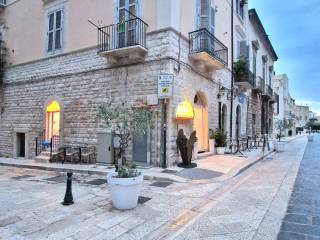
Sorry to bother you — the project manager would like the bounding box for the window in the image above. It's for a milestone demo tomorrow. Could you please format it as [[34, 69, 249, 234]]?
[[236, 0, 245, 19], [269, 69, 272, 86], [47, 9, 63, 53], [262, 58, 266, 80], [198, 0, 215, 34], [252, 49, 257, 77]]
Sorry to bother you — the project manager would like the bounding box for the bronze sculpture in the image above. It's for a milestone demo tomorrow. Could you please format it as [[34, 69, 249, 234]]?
[[176, 129, 197, 168]]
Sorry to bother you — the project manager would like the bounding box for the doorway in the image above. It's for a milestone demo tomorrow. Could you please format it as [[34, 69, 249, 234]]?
[[236, 105, 241, 138], [132, 132, 148, 164], [45, 101, 60, 141], [194, 92, 209, 152], [16, 133, 25, 158]]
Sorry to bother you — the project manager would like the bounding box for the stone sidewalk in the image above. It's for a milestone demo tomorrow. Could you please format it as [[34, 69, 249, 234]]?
[[0, 135, 308, 240]]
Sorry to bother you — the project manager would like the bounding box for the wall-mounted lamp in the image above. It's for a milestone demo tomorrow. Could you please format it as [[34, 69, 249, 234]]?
[[176, 101, 194, 121], [217, 86, 227, 99]]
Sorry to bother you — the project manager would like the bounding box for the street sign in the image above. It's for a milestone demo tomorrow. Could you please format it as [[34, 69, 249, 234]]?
[[158, 74, 174, 99]]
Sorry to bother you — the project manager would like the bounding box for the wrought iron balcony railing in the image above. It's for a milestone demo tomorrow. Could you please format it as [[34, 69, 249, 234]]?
[[98, 17, 148, 54], [189, 28, 228, 67], [234, 68, 256, 88], [254, 76, 265, 93]]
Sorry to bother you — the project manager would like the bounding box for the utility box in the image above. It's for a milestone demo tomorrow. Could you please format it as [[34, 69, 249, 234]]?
[[97, 131, 114, 164]]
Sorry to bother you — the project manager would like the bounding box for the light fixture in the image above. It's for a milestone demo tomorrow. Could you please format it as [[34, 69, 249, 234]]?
[[176, 101, 194, 120]]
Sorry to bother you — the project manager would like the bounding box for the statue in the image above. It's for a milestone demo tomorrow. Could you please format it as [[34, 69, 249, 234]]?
[[176, 129, 197, 168]]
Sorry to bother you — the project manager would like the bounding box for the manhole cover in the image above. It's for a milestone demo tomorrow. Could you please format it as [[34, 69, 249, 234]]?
[[150, 181, 173, 188], [138, 196, 152, 204], [45, 176, 66, 183], [162, 169, 178, 174], [85, 179, 107, 186], [11, 175, 34, 180]]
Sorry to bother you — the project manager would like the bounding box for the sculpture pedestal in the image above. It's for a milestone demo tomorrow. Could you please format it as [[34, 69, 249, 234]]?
[[177, 163, 197, 169]]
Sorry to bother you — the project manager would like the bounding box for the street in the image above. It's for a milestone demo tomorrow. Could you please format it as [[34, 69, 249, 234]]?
[[0, 136, 318, 240]]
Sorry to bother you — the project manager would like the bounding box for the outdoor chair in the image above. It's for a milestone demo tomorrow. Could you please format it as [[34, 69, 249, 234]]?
[[50, 147, 65, 163], [64, 147, 79, 163]]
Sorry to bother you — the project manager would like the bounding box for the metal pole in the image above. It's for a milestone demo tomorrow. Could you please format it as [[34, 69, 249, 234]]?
[[162, 99, 167, 168], [229, 0, 234, 140]]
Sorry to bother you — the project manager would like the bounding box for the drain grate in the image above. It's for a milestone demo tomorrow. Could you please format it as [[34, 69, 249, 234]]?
[[85, 179, 107, 186], [162, 169, 178, 174], [11, 175, 34, 180], [138, 196, 152, 204], [150, 181, 173, 188], [45, 175, 66, 183]]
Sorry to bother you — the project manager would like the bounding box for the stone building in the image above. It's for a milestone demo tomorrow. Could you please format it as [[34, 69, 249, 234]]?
[[0, 0, 278, 166], [295, 105, 309, 130]]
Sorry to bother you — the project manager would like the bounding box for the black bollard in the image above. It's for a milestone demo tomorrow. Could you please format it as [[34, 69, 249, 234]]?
[[62, 172, 74, 206]]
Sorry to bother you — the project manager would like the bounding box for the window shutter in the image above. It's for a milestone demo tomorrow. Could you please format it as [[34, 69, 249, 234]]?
[[199, 0, 209, 30], [239, 40, 246, 58], [47, 13, 54, 52]]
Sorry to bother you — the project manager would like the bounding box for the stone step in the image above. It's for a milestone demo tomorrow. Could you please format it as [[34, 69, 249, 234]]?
[[197, 151, 214, 160], [34, 155, 50, 163]]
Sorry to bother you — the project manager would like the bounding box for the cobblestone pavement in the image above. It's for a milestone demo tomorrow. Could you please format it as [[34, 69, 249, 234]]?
[[0, 136, 309, 240], [277, 135, 320, 240]]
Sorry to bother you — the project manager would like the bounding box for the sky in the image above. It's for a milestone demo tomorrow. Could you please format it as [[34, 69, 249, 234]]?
[[249, 0, 320, 115]]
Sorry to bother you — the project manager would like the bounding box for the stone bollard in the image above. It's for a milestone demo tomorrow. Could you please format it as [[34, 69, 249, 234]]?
[[62, 172, 74, 206]]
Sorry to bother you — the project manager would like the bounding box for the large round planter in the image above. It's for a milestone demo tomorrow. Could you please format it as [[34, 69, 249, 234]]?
[[216, 147, 225, 155], [209, 139, 215, 154], [274, 141, 285, 152], [308, 135, 314, 142], [107, 172, 143, 210]]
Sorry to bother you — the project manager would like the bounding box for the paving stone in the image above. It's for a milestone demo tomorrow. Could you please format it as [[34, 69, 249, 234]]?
[[149, 181, 172, 188], [85, 178, 107, 186], [175, 168, 223, 180]]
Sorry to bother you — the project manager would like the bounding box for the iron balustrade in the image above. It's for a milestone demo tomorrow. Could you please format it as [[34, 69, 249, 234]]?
[[98, 18, 148, 53], [234, 67, 256, 87], [189, 28, 228, 66], [254, 76, 265, 92]]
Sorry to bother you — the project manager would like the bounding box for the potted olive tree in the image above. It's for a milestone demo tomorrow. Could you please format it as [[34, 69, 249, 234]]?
[[209, 129, 215, 154], [214, 129, 227, 155], [233, 57, 248, 82], [274, 118, 290, 152], [98, 103, 154, 210]]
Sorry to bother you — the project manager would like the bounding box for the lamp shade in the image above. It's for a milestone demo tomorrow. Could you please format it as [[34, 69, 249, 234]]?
[[176, 101, 194, 120]]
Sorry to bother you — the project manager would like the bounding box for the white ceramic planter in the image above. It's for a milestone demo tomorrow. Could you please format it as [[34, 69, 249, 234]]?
[[193, 142, 199, 160], [308, 135, 314, 142], [216, 147, 225, 155], [107, 172, 143, 210], [274, 141, 285, 152], [209, 139, 215, 154]]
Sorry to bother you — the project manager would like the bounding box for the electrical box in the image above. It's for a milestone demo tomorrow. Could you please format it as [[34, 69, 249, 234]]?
[[97, 131, 114, 164]]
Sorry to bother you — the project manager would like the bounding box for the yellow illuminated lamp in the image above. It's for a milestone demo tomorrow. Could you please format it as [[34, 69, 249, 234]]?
[[176, 101, 194, 120], [46, 101, 60, 113]]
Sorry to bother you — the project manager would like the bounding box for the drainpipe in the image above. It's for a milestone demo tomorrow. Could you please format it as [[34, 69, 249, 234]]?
[[229, 0, 234, 140]]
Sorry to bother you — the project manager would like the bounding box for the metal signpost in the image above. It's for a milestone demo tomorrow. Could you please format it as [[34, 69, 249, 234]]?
[[157, 74, 173, 168]]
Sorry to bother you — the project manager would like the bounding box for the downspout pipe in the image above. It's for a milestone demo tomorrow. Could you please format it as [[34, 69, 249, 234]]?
[[229, 0, 234, 140]]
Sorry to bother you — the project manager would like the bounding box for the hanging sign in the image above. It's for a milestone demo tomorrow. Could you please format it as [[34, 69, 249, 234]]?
[[157, 74, 174, 99]]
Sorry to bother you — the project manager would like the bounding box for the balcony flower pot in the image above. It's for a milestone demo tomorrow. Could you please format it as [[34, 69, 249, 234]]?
[[308, 135, 314, 142], [274, 141, 285, 152], [107, 165, 143, 210], [216, 147, 225, 155]]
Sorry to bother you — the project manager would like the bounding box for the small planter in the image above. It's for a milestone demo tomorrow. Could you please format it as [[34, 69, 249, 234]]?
[[209, 139, 215, 154], [274, 141, 285, 152], [216, 147, 225, 155], [107, 172, 143, 210], [308, 135, 314, 142]]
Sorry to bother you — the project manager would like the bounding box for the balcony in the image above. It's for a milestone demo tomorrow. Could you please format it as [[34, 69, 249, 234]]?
[[98, 17, 148, 63], [262, 84, 273, 100], [234, 68, 255, 89], [253, 76, 265, 93], [270, 92, 279, 104], [0, 0, 6, 10], [189, 28, 228, 70]]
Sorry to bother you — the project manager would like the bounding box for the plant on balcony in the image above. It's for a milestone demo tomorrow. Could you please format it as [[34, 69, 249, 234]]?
[[233, 57, 248, 82], [98, 102, 154, 210]]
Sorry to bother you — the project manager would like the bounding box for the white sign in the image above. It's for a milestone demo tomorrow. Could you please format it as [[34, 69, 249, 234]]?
[[158, 74, 174, 99]]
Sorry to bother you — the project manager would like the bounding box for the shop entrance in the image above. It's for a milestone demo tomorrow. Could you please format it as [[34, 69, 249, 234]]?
[[194, 92, 209, 152]]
